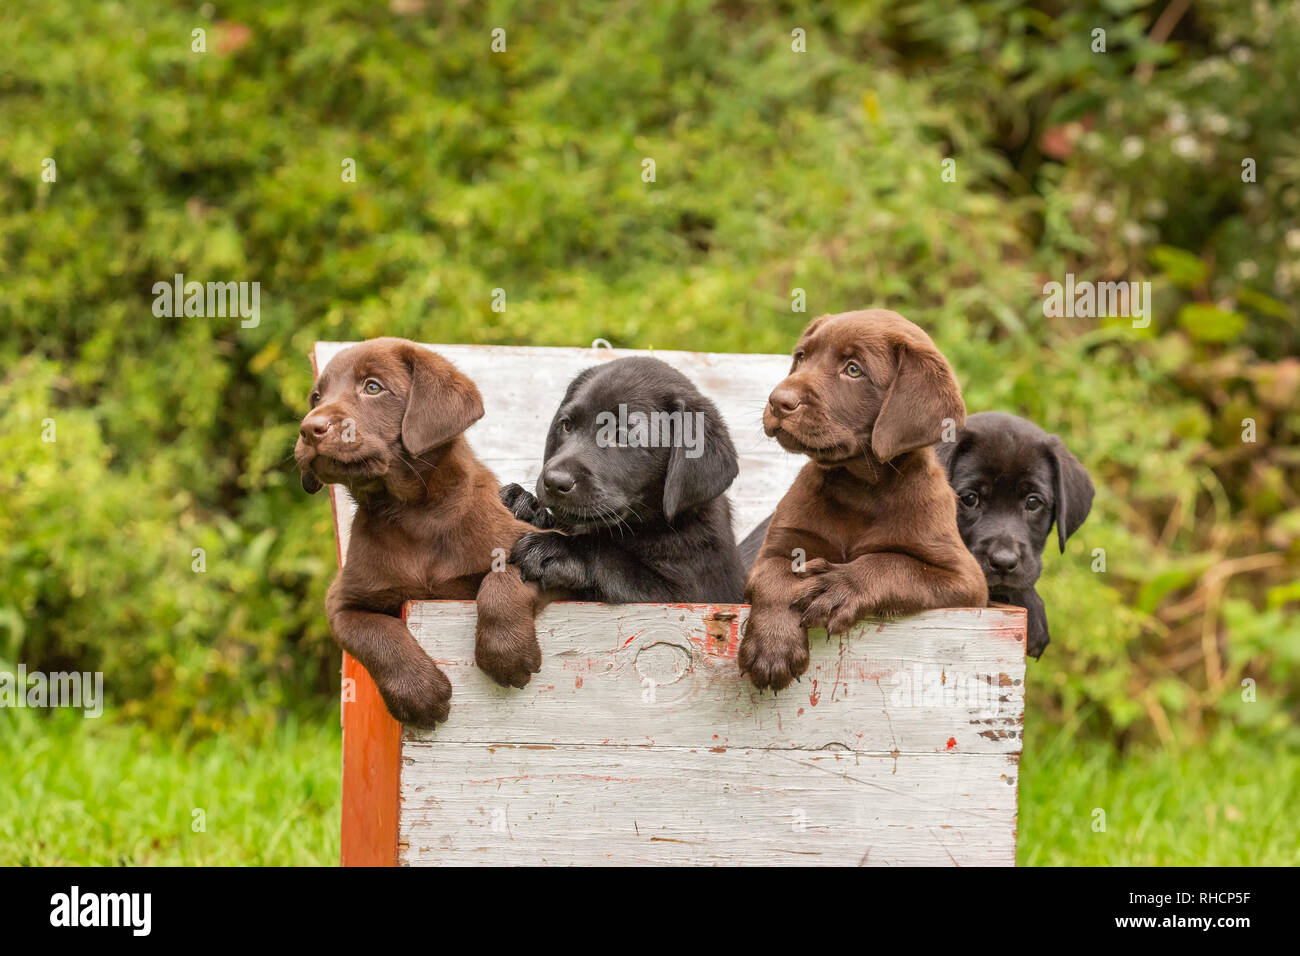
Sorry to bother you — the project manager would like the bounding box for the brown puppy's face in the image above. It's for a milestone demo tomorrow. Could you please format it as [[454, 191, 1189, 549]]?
[[294, 337, 484, 494], [762, 310, 966, 467]]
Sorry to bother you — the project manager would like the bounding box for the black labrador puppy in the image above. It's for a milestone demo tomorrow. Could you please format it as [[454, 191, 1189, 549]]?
[[501, 356, 746, 603], [933, 411, 1094, 658]]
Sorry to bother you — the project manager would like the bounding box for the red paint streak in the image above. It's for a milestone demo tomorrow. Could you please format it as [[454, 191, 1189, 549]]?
[[809, 680, 822, 706], [797, 707, 805, 716], [575, 675, 583, 689], [946, 737, 957, 750]]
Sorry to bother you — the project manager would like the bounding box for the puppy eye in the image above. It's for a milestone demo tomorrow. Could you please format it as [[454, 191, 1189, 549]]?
[[844, 362, 863, 378], [309, 391, 320, 407], [791, 351, 804, 370], [1025, 494, 1044, 512], [363, 379, 384, 395], [557, 417, 571, 434], [960, 492, 980, 508]]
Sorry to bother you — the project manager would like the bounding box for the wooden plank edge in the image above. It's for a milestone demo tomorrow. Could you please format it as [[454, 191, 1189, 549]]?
[[322, 341, 402, 867]]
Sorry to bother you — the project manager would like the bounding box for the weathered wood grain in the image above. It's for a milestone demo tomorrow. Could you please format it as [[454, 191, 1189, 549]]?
[[312, 342, 804, 564], [399, 745, 1019, 866], [398, 601, 1025, 866], [404, 601, 1025, 755]]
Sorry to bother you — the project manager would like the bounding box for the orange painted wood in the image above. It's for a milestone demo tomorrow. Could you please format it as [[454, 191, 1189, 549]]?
[[320, 334, 401, 866], [340, 650, 401, 867]]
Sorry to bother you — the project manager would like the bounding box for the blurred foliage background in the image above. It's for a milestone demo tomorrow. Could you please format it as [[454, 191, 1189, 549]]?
[[1, 0, 1297, 863]]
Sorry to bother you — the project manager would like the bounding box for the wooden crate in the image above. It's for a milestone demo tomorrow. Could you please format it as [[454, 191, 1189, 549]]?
[[314, 342, 1027, 866]]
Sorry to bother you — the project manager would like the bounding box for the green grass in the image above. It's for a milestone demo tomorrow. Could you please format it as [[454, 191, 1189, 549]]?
[[0, 709, 339, 866], [4, 706, 1293, 865], [1019, 720, 1300, 866]]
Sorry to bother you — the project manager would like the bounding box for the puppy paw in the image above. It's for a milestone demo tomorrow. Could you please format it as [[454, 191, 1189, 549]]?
[[500, 483, 540, 522], [1026, 606, 1051, 659], [510, 531, 586, 591], [379, 657, 452, 728], [791, 562, 869, 634], [738, 608, 809, 691], [475, 616, 543, 689]]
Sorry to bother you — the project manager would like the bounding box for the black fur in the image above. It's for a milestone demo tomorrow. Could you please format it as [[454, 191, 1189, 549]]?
[[933, 411, 1094, 658], [502, 357, 746, 603]]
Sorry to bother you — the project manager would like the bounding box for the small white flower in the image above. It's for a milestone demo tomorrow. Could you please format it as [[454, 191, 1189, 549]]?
[[1145, 199, 1168, 219], [1286, 229, 1300, 251], [1094, 202, 1116, 224], [1237, 260, 1259, 280], [1173, 135, 1198, 157], [1203, 113, 1230, 135], [1123, 222, 1145, 244], [1169, 112, 1190, 132], [1231, 46, 1253, 64], [1122, 136, 1144, 159]]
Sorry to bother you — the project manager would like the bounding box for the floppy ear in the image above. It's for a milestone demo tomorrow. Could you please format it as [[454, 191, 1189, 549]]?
[[872, 343, 967, 462], [301, 471, 322, 494], [1048, 435, 1094, 553], [932, 427, 972, 482], [663, 395, 739, 523], [400, 346, 485, 456]]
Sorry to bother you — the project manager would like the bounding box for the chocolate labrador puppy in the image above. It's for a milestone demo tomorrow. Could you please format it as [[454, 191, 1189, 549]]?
[[500, 356, 746, 603], [739, 310, 987, 690], [933, 411, 1094, 658], [295, 337, 542, 727]]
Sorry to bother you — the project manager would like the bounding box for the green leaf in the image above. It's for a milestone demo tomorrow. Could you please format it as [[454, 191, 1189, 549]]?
[[1235, 287, 1291, 320], [1151, 246, 1208, 288], [1177, 304, 1246, 343], [1135, 567, 1196, 614]]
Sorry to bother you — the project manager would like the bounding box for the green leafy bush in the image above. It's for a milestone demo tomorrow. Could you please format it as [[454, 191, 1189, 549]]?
[[1, 0, 1294, 747]]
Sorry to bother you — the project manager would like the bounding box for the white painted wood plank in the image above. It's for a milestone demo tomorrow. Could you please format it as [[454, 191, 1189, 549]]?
[[399, 602, 1023, 865], [404, 602, 1026, 755], [314, 342, 805, 564], [405, 606, 1024, 754], [398, 745, 1019, 866]]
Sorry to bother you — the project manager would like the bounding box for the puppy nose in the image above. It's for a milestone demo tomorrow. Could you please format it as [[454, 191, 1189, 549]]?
[[543, 469, 576, 497], [300, 415, 332, 445], [769, 387, 802, 417], [988, 548, 1019, 573]]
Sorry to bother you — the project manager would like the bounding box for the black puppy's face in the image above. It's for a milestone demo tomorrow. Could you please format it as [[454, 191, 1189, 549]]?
[[535, 357, 738, 531], [937, 411, 1094, 600], [947, 439, 1054, 596]]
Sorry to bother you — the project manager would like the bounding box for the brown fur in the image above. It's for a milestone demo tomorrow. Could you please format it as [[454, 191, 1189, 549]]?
[[739, 311, 988, 691], [295, 337, 542, 726]]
